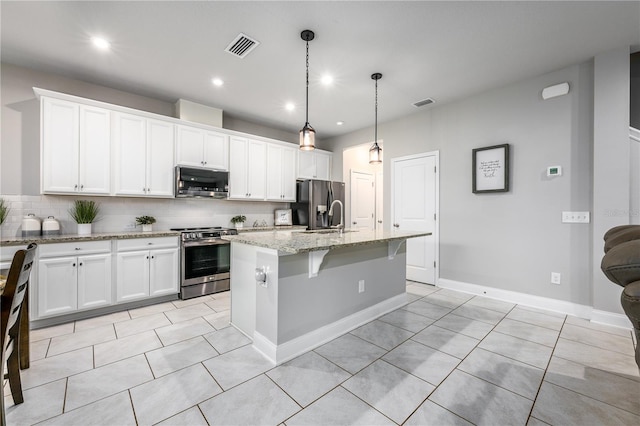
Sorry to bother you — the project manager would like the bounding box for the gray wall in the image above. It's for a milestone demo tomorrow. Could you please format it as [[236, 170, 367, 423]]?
[[325, 61, 598, 308], [631, 52, 640, 130]]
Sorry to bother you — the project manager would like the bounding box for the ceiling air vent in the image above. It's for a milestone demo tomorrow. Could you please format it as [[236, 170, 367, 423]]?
[[225, 33, 260, 58], [412, 98, 436, 108]]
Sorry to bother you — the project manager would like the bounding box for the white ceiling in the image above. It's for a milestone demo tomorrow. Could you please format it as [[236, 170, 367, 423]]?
[[2, 1, 639, 139]]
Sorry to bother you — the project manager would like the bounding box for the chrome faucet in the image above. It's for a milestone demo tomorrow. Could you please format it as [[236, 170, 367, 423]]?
[[328, 199, 344, 234]]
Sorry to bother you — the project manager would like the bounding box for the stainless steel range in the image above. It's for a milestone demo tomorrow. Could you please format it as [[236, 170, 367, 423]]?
[[170, 226, 237, 299]]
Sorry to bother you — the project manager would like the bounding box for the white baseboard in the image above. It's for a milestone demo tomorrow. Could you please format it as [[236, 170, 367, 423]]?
[[253, 293, 408, 365], [437, 278, 631, 330]]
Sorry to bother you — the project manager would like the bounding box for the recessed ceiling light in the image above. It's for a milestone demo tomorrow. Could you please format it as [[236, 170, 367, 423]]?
[[91, 37, 110, 50], [212, 78, 224, 87], [285, 102, 295, 111], [336, 121, 344, 126], [321, 75, 333, 85]]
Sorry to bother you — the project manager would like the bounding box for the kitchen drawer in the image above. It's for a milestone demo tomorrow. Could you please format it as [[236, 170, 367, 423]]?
[[116, 236, 179, 252], [39, 240, 111, 258]]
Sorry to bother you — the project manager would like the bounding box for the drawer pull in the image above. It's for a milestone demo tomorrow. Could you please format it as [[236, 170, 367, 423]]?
[[75, 248, 81, 250]]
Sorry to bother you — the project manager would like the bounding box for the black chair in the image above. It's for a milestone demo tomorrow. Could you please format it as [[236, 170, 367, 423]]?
[[1, 243, 37, 425]]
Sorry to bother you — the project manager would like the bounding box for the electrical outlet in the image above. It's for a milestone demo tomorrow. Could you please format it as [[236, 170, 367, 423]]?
[[358, 280, 365, 293], [561, 211, 590, 223], [124, 223, 137, 230], [551, 272, 561, 285]]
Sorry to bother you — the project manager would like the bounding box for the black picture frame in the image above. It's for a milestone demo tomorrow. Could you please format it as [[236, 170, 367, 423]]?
[[472, 144, 510, 193]]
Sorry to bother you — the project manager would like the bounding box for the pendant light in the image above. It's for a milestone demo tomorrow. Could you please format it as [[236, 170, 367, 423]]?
[[369, 73, 383, 164], [299, 29, 315, 150]]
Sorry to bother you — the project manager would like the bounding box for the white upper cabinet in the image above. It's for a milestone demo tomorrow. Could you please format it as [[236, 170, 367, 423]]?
[[176, 125, 229, 170], [229, 136, 266, 200], [113, 113, 175, 197], [266, 143, 297, 202], [297, 150, 332, 180], [41, 97, 111, 195]]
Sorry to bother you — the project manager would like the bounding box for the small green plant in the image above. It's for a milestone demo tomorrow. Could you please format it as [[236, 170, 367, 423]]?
[[136, 216, 156, 225], [230, 215, 246, 224], [0, 198, 9, 225], [69, 200, 100, 224]]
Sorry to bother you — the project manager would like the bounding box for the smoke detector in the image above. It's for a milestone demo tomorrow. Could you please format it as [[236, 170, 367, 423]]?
[[412, 98, 436, 108], [225, 33, 260, 58]]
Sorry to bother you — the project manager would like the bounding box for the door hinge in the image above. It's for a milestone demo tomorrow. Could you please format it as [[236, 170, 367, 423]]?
[[434, 261, 436, 268], [434, 166, 437, 173], [433, 213, 436, 220]]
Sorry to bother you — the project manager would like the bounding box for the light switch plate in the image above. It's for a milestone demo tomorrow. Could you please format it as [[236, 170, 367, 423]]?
[[562, 211, 590, 223]]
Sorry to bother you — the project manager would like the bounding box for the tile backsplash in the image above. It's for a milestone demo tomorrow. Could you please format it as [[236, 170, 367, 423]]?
[[0, 194, 287, 238]]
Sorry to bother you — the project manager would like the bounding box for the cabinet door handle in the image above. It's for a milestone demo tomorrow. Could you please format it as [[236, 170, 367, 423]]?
[[353, 221, 357, 225], [79, 262, 83, 266], [72, 263, 76, 267], [146, 256, 149, 259], [378, 220, 383, 224], [393, 223, 400, 228], [75, 247, 81, 250], [80, 184, 84, 190], [151, 255, 155, 259], [74, 184, 78, 190]]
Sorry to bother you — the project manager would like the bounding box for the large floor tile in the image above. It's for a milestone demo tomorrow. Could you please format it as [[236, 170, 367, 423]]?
[[29, 322, 74, 342], [383, 339, 460, 386], [38, 391, 136, 426], [560, 323, 635, 356], [94, 329, 162, 367], [565, 315, 633, 338], [47, 323, 115, 356], [202, 344, 275, 390], [406, 282, 438, 296], [285, 386, 394, 426], [164, 302, 214, 323], [405, 400, 473, 426], [155, 316, 215, 346], [378, 308, 435, 332], [479, 331, 553, 369], [314, 333, 387, 374], [493, 318, 560, 347], [146, 335, 219, 377], [423, 292, 469, 309], [204, 325, 252, 353], [506, 307, 565, 331], [20, 347, 93, 389], [128, 301, 177, 319], [451, 304, 506, 325], [553, 338, 640, 381], [171, 295, 213, 308], [412, 325, 479, 359], [203, 310, 231, 330], [429, 369, 532, 425], [199, 375, 300, 425], [458, 348, 544, 400], [544, 356, 640, 415], [130, 363, 222, 425], [267, 351, 350, 407], [206, 297, 231, 312], [464, 296, 515, 314], [343, 359, 434, 424], [156, 406, 209, 426], [350, 319, 414, 350], [30, 338, 50, 361], [434, 313, 495, 340], [435, 289, 474, 301], [4, 379, 66, 425], [74, 311, 131, 331], [403, 299, 452, 320], [532, 381, 640, 425], [65, 354, 153, 411], [114, 312, 171, 338]]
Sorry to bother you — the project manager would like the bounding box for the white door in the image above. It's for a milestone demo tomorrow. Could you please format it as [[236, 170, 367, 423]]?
[[203, 131, 229, 170], [77, 253, 112, 309], [149, 248, 179, 297], [281, 146, 297, 201], [229, 136, 249, 199], [176, 125, 205, 168], [376, 171, 384, 231], [38, 257, 78, 317], [116, 251, 150, 302], [350, 170, 375, 230], [78, 105, 111, 194], [42, 97, 79, 193], [266, 144, 284, 201], [146, 119, 175, 197], [392, 152, 438, 284], [113, 113, 147, 196]]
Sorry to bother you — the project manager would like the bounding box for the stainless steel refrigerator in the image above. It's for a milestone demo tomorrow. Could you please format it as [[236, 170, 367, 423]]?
[[292, 179, 345, 230]]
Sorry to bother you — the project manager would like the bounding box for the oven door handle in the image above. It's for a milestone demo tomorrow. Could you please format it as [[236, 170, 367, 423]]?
[[183, 239, 230, 248]]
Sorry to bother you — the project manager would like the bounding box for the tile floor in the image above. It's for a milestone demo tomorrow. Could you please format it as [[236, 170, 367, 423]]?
[[4, 282, 640, 425]]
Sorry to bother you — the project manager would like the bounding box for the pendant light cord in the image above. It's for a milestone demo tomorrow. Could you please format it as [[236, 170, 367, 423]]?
[[374, 77, 378, 146], [305, 39, 310, 124]]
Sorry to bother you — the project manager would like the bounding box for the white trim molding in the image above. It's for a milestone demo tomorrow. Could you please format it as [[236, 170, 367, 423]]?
[[438, 278, 631, 330]]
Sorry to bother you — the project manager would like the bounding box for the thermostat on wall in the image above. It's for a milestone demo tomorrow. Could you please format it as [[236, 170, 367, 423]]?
[[547, 166, 562, 177]]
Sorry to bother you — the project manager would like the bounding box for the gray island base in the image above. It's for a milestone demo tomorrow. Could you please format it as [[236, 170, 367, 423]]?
[[223, 229, 431, 364]]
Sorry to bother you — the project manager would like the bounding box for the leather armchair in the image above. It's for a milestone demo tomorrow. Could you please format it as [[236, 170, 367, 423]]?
[[601, 225, 640, 368]]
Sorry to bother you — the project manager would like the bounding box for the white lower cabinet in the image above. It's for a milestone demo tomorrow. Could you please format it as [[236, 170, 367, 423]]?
[[37, 241, 112, 318], [116, 237, 179, 303]]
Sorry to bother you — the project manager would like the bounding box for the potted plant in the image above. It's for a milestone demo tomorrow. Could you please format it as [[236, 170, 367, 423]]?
[[230, 215, 246, 229], [69, 200, 100, 235], [136, 215, 156, 232], [0, 198, 9, 226]]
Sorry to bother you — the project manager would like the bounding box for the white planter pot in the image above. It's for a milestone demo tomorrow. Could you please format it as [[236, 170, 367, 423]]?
[[77, 223, 92, 235], [235, 223, 243, 229], [142, 224, 153, 232]]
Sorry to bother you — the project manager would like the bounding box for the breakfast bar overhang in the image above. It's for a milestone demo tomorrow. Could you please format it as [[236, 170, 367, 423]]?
[[222, 229, 431, 364]]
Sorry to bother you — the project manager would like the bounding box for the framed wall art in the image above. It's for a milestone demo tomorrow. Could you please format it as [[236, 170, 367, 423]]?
[[472, 143, 510, 193]]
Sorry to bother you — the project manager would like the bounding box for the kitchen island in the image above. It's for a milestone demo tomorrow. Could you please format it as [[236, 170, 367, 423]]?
[[222, 228, 431, 364]]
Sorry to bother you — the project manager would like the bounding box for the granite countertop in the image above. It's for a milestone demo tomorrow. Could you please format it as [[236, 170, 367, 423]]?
[[221, 228, 432, 255], [237, 225, 307, 233], [0, 230, 181, 246]]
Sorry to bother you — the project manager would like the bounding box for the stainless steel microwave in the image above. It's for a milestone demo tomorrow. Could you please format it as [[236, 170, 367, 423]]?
[[175, 166, 229, 199]]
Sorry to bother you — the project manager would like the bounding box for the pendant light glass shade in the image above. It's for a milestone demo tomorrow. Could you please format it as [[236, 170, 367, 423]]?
[[369, 73, 383, 164], [299, 30, 316, 150]]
